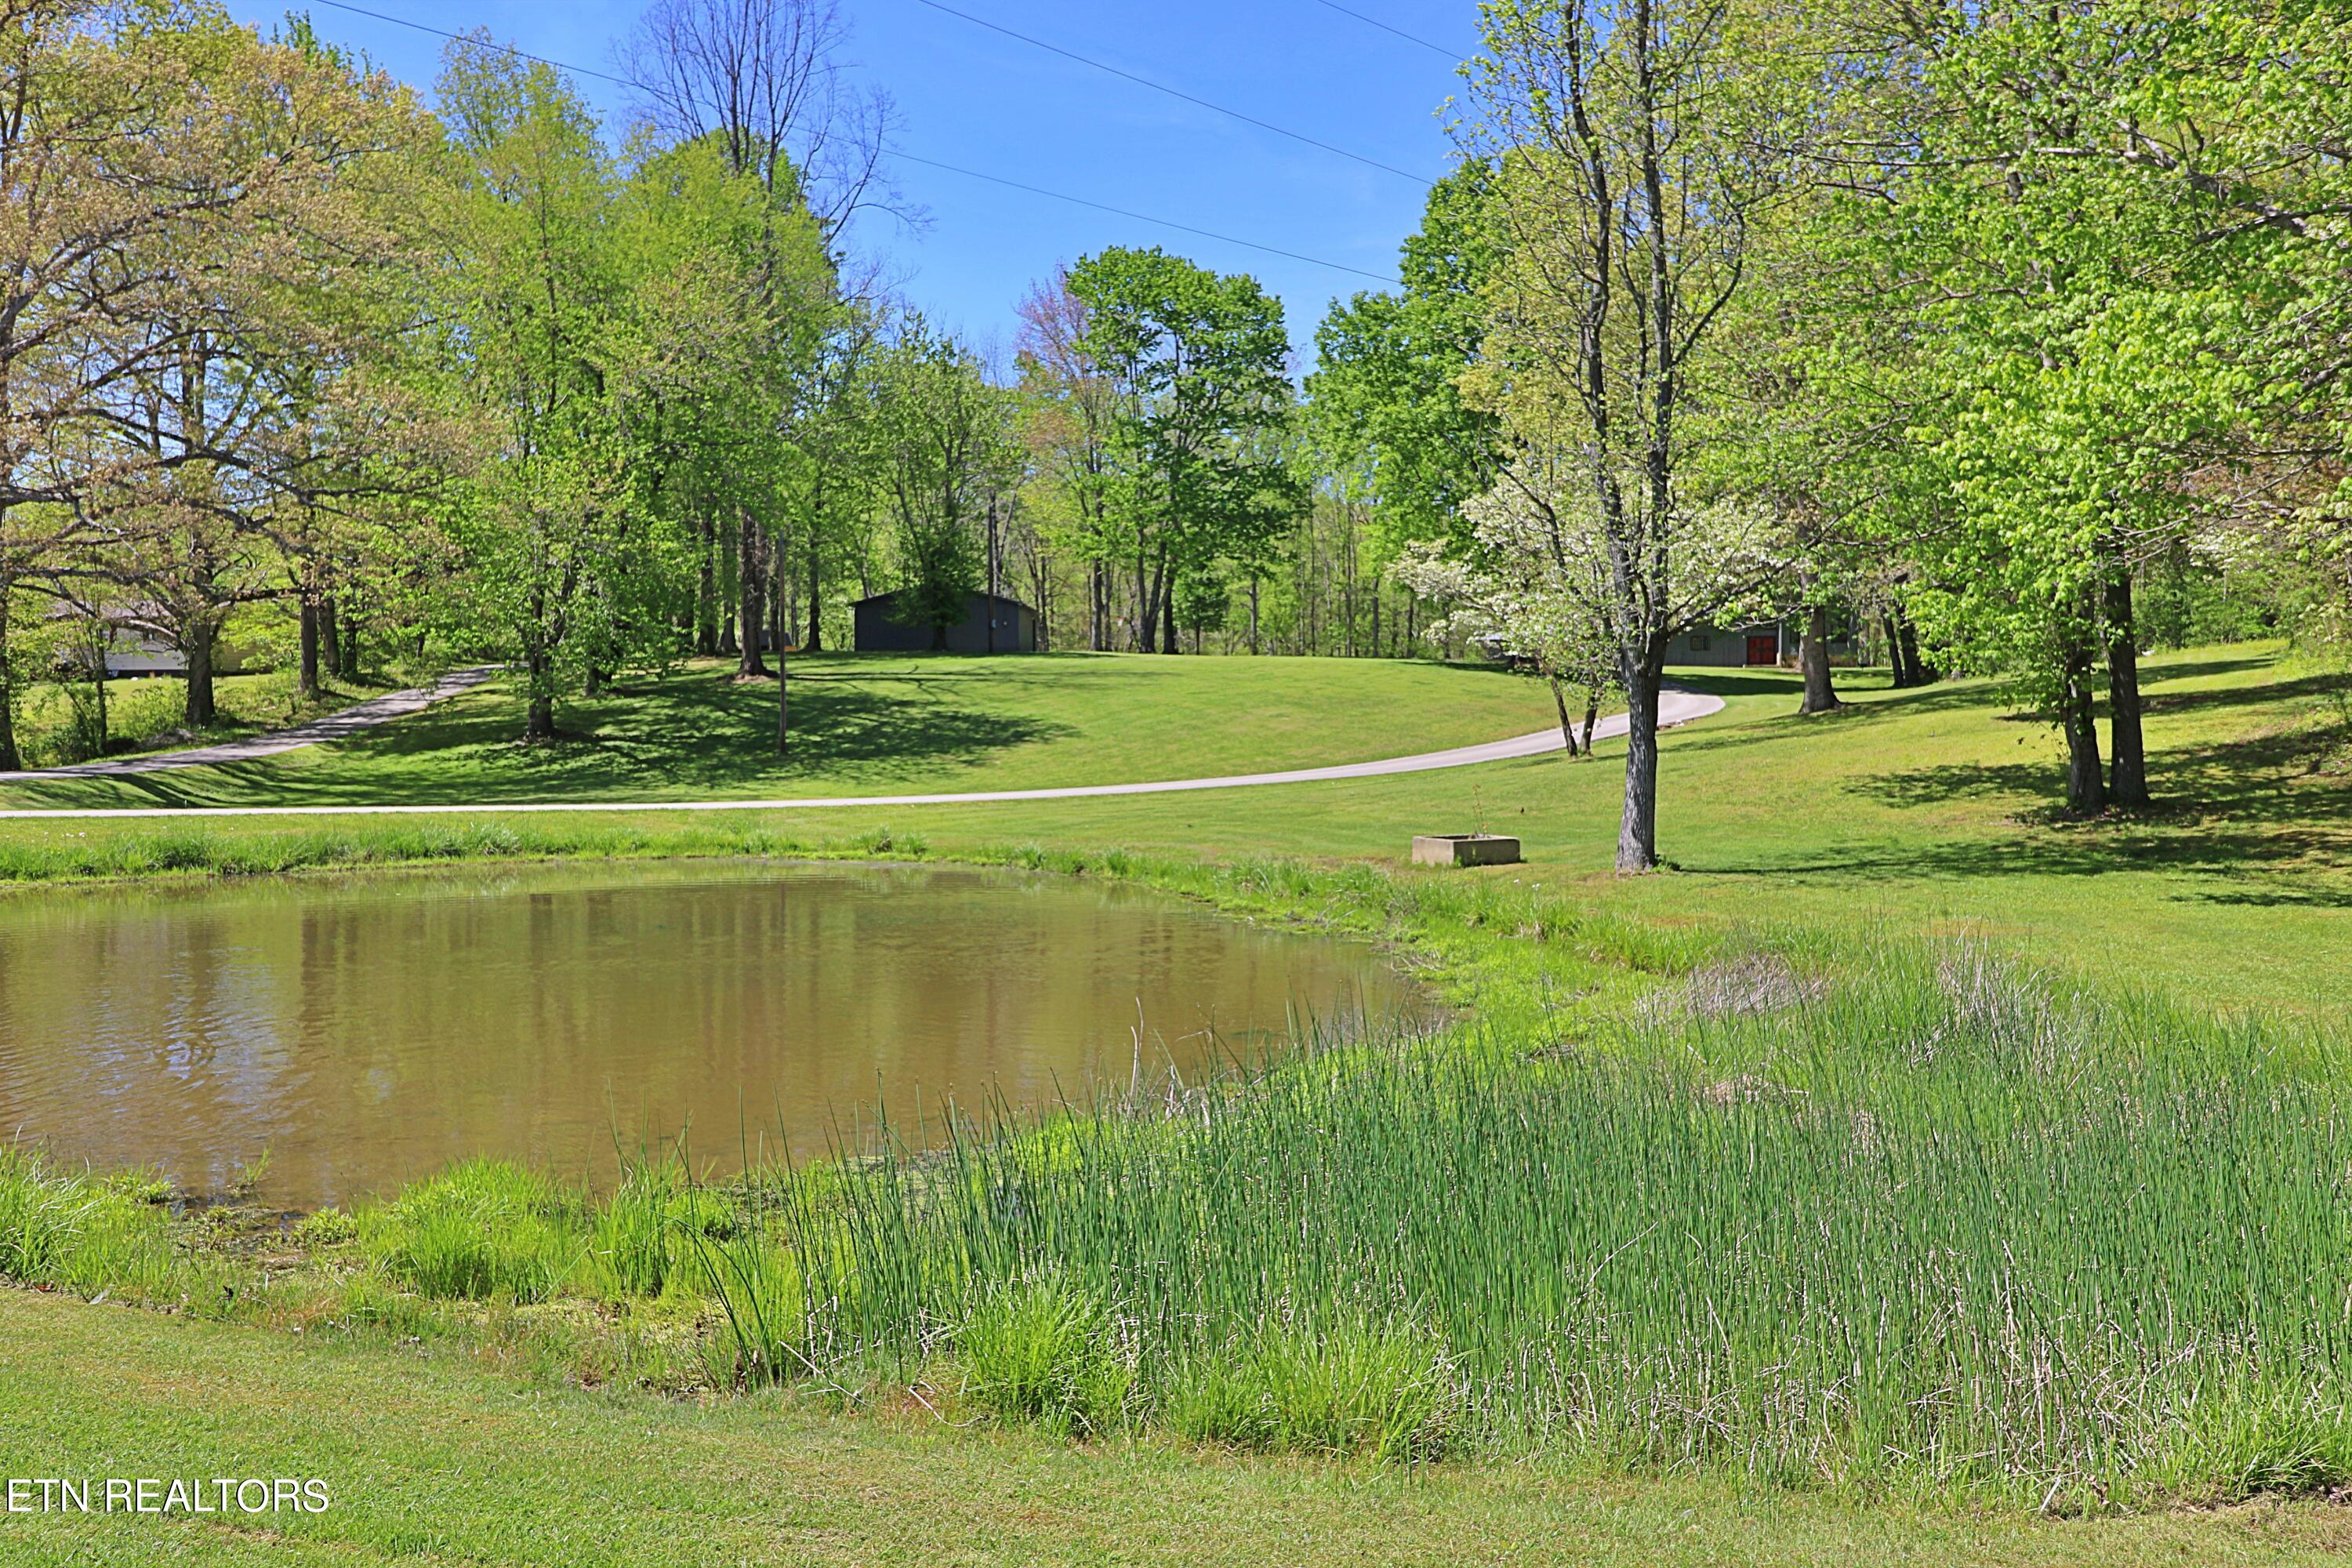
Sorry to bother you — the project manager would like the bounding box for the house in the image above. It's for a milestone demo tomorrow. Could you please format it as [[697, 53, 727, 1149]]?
[[46, 604, 247, 677], [851, 590, 1038, 654], [1664, 619, 1857, 668]]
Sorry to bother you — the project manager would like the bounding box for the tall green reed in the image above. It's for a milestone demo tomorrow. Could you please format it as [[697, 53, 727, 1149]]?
[[771, 943, 2352, 1501]]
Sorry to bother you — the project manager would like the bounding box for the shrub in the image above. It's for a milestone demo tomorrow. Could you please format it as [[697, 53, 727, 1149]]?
[[360, 1160, 582, 1303], [956, 1279, 1131, 1439], [1163, 1323, 1454, 1462]]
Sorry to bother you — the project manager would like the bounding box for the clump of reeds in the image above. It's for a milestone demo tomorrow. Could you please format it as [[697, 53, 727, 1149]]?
[[356, 1160, 584, 1302], [0, 1147, 209, 1304], [753, 942, 2352, 1503]]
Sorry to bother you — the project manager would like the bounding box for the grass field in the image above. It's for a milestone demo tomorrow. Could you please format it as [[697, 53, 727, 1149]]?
[[9, 670, 398, 769], [0, 652, 1560, 808], [5, 1287, 2345, 1567], [2, 641, 2349, 1563]]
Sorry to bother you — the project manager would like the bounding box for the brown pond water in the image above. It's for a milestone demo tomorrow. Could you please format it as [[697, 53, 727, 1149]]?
[[0, 861, 1421, 1208]]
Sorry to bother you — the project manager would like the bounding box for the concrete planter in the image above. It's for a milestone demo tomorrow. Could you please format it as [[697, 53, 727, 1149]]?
[[1411, 833, 1522, 868]]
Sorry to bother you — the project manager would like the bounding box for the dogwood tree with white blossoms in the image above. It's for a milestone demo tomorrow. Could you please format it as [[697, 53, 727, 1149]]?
[[1402, 452, 1783, 779]]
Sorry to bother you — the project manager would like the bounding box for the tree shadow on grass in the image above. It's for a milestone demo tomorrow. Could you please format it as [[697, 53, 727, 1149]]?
[[1703, 690, 2352, 906], [38, 670, 1076, 808]]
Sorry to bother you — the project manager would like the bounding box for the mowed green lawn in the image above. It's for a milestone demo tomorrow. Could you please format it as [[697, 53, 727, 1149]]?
[[9, 670, 398, 769], [0, 652, 1560, 808], [1, 641, 2339, 1013], [2, 642, 2349, 1565], [1, 1289, 2343, 1567]]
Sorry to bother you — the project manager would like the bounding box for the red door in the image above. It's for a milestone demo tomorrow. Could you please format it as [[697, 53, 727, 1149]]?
[[1746, 633, 1778, 666]]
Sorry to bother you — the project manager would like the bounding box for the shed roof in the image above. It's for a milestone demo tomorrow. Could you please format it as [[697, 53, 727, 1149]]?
[[851, 590, 1033, 613]]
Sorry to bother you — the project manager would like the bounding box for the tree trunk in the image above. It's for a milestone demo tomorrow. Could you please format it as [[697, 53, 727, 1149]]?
[[805, 542, 822, 652], [2103, 569, 2150, 808], [0, 579, 20, 772], [184, 624, 217, 728], [1798, 604, 1842, 714], [777, 646, 789, 756], [1581, 694, 1599, 757], [524, 650, 557, 740], [985, 499, 1000, 656], [2060, 631, 2107, 815], [737, 515, 768, 677], [318, 594, 342, 684], [338, 604, 359, 681], [1551, 677, 1581, 757], [1896, 616, 1933, 686], [696, 514, 720, 655], [1134, 555, 1153, 652], [298, 597, 322, 701], [1617, 646, 1666, 873], [771, 564, 786, 668], [1881, 612, 1911, 688], [1249, 575, 1261, 655]]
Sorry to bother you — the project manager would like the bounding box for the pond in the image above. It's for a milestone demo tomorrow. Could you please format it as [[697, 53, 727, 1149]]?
[[0, 861, 1421, 1209]]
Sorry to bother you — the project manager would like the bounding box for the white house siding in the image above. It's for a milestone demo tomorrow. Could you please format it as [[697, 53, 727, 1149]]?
[[1666, 622, 1783, 666]]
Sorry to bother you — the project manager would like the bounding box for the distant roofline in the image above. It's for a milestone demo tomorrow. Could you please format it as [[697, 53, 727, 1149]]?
[[851, 589, 1034, 612]]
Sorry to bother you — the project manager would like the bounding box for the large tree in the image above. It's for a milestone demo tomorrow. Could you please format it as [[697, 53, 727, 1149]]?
[[1461, 0, 1816, 871], [0, 1, 412, 758], [869, 319, 1013, 648], [1308, 162, 1504, 561], [1065, 246, 1298, 654]]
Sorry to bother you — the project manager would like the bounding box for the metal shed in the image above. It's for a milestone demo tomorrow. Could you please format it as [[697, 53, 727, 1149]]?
[[851, 590, 1038, 655]]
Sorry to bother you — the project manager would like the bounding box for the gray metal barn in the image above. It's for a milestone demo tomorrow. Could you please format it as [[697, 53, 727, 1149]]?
[[851, 590, 1038, 655]]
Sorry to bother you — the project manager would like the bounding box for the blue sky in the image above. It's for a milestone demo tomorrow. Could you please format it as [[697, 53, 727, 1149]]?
[[256, 1, 1482, 365]]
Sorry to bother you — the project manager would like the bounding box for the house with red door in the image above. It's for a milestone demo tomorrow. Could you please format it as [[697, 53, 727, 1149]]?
[[1664, 619, 1856, 667]]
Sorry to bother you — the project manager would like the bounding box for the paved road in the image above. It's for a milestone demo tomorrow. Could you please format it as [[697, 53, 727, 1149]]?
[[0, 666, 503, 783], [0, 684, 1725, 821]]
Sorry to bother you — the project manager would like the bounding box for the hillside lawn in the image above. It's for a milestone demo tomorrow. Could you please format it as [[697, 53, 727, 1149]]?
[[0, 641, 2347, 1565], [8, 669, 400, 771], [0, 641, 2340, 1014], [0, 652, 1564, 807]]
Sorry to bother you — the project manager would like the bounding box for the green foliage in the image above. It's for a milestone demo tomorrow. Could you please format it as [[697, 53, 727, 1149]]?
[[775, 942, 2352, 1504], [1065, 246, 1301, 647], [1308, 162, 1502, 561], [954, 1278, 1132, 1439], [869, 319, 1009, 640], [358, 1160, 583, 1302]]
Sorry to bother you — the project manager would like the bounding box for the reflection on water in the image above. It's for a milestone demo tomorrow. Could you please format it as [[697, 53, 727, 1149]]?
[[0, 861, 1417, 1207]]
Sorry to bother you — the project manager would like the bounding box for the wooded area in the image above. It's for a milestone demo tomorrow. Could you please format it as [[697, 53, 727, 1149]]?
[[2, 0, 2347, 872]]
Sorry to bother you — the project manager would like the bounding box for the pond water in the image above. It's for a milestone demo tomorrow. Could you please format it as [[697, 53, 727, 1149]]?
[[0, 861, 1420, 1208]]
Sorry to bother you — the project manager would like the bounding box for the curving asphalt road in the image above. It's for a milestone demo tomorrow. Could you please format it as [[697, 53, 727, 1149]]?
[[0, 666, 503, 783], [0, 681, 1725, 821]]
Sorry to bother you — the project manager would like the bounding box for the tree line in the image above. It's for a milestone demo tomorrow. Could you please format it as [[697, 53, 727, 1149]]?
[[1325, 0, 2352, 869], [8, 0, 2346, 873], [0, 0, 1439, 774]]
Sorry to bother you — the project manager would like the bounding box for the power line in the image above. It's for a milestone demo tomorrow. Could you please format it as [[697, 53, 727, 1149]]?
[[909, 0, 1428, 186], [1307, 0, 1466, 62], [299, 0, 1403, 287], [889, 148, 1399, 285], [304, 0, 636, 87]]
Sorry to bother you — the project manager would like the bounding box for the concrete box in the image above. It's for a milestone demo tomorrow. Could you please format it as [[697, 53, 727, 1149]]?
[[1411, 833, 1523, 868]]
